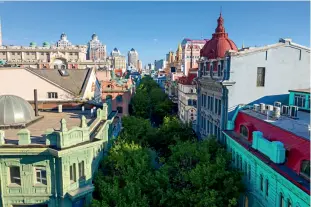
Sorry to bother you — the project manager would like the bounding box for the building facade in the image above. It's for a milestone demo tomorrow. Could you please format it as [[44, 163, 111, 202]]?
[[87, 34, 107, 61], [177, 70, 198, 129], [0, 96, 121, 207], [154, 59, 166, 71], [56, 33, 72, 47], [112, 55, 126, 70], [196, 13, 310, 141], [223, 96, 310, 207], [0, 67, 102, 106], [128, 48, 138, 68], [181, 38, 208, 76], [97, 69, 136, 117], [111, 48, 121, 57]]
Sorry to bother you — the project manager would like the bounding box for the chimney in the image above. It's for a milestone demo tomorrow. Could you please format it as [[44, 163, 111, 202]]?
[[34, 89, 39, 116]]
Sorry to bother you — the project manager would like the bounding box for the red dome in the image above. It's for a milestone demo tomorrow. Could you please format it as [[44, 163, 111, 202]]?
[[200, 13, 238, 59]]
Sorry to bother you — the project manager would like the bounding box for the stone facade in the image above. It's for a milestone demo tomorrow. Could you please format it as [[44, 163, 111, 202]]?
[[0, 99, 121, 207]]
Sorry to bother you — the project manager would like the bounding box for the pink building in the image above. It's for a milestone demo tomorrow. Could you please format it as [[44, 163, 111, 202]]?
[[96, 70, 135, 117], [181, 38, 208, 76]]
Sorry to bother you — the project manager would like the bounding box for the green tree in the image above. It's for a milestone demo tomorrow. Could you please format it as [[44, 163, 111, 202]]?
[[91, 140, 169, 207], [160, 137, 244, 207]]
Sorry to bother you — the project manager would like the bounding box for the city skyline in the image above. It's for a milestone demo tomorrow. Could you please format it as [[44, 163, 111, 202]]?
[[0, 1, 310, 65]]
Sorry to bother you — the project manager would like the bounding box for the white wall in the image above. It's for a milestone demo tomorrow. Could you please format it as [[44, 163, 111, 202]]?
[[0, 69, 73, 101], [228, 44, 310, 110]]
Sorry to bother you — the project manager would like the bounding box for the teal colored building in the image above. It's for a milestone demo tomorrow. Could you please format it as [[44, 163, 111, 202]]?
[[223, 95, 310, 207], [0, 96, 120, 207], [289, 89, 310, 111]]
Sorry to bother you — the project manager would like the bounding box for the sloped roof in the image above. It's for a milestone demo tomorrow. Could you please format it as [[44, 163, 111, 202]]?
[[26, 68, 92, 95]]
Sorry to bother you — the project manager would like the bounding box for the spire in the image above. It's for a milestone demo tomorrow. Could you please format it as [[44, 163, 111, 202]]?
[[215, 12, 225, 33], [177, 43, 182, 52], [242, 41, 245, 49]]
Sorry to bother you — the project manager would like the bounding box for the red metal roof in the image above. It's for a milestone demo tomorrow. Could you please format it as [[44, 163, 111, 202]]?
[[234, 112, 310, 175], [200, 13, 238, 59], [178, 73, 197, 85]]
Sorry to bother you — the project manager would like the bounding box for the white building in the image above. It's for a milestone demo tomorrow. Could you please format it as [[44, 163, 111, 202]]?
[[56, 33, 72, 47], [111, 48, 121, 57], [128, 48, 138, 68], [87, 33, 107, 60], [178, 70, 198, 129], [196, 13, 311, 141]]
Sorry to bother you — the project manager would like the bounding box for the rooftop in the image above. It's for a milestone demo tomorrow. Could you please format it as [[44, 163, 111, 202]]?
[[241, 108, 310, 140], [3, 110, 96, 145], [289, 88, 311, 94]]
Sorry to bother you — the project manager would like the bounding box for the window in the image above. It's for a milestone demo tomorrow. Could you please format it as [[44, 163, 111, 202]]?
[[256, 67, 266, 87], [287, 199, 291, 207], [208, 96, 211, 110], [35, 168, 47, 185], [248, 165, 251, 181], [236, 154, 239, 168], [300, 160, 310, 179], [10, 166, 21, 185], [218, 99, 221, 115], [280, 193, 284, 207], [116, 95, 123, 103], [207, 121, 210, 134], [201, 94, 204, 106], [217, 65, 221, 76], [260, 174, 264, 191], [70, 164, 76, 183], [54, 65, 59, 69], [117, 106, 123, 114], [266, 179, 269, 196], [210, 97, 214, 111], [294, 94, 306, 108], [78, 161, 85, 180], [26, 52, 29, 55], [215, 99, 218, 114], [106, 95, 112, 100], [193, 100, 197, 107], [232, 151, 235, 162], [240, 125, 248, 138], [240, 156, 243, 170], [12, 52, 15, 55], [47, 92, 58, 99], [61, 65, 66, 69]]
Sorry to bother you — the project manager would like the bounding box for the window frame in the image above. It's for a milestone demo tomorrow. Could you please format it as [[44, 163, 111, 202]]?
[[240, 125, 249, 138], [265, 179, 269, 196], [70, 163, 77, 183], [117, 106, 123, 114], [78, 161, 85, 180], [9, 166, 21, 185], [256, 67, 266, 87], [300, 160, 310, 180], [47, 92, 58, 99], [35, 167, 47, 185], [260, 174, 264, 192], [294, 94, 306, 108]]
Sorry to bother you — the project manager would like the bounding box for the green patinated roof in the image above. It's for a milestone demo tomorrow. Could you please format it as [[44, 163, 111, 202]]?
[[29, 42, 37, 47], [43, 42, 50, 47]]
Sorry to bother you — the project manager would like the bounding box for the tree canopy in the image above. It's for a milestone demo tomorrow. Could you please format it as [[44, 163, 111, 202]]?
[[91, 78, 244, 207]]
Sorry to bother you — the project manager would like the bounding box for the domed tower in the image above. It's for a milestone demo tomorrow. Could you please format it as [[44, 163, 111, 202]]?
[[60, 33, 67, 40], [200, 13, 238, 59], [91, 33, 98, 40]]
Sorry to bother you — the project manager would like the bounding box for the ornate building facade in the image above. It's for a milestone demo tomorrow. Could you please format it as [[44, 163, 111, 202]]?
[[128, 48, 138, 68], [196, 13, 310, 142], [87, 33, 107, 61]]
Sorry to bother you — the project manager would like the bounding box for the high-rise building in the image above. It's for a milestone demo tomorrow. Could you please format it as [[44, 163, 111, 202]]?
[[128, 48, 138, 68], [113, 55, 126, 70], [56, 33, 72, 47], [87, 33, 107, 60], [137, 60, 142, 70], [154, 59, 166, 70], [111, 48, 121, 57]]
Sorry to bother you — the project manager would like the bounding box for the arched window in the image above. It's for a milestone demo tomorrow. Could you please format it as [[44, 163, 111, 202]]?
[[260, 174, 264, 191], [116, 95, 123, 103], [244, 195, 249, 207], [300, 160, 310, 180], [240, 125, 248, 138], [266, 179, 269, 196], [280, 193, 284, 207], [106, 95, 112, 100]]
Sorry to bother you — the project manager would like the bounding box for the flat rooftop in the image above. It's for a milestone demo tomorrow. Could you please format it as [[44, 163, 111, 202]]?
[[289, 88, 311, 94], [242, 108, 310, 140], [3, 110, 96, 145]]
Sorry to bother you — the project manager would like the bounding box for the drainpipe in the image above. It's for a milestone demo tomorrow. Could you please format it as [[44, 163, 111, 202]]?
[[34, 89, 39, 116], [53, 158, 59, 207]]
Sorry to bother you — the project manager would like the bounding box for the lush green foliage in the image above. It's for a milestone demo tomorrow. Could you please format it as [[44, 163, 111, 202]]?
[[91, 78, 244, 207], [131, 77, 173, 126]]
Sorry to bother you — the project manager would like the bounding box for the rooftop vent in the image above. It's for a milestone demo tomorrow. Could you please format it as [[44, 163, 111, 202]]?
[[289, 106, 298, 118], [253, 104, 260, 112], [281, 105, 289, 116], [58, 69, 69, 76], [274, 101, 282, 108], [273, 106, 281, 119]]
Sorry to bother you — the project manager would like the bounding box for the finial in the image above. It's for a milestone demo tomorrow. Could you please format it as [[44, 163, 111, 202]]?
[[220, 6, 222, 16]]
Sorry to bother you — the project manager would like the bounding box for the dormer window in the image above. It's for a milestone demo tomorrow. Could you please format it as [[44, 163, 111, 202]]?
[[300, 160, 310, 180], [240, 125, 248, 138]]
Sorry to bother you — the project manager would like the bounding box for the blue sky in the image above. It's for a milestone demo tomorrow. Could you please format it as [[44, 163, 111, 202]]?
[[0, 1, 310, 65]]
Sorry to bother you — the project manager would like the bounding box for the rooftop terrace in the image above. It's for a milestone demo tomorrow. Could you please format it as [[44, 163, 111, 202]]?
[[2, 110, 96, 145], [241, 108, 310, 140]]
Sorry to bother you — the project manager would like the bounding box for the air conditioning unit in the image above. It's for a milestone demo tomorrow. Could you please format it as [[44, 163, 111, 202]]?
[[289, 106, 298, 118], [274, 101, 282, 108], [281, 105, 289, 115], [266, 104, 273, 111], [260, 103, 265, 113], [273, 106, 281, 119], [253, 104, 260, 112]]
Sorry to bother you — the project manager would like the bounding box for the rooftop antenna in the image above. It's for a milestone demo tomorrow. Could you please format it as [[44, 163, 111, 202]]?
[[220, 6, 222, 15]]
